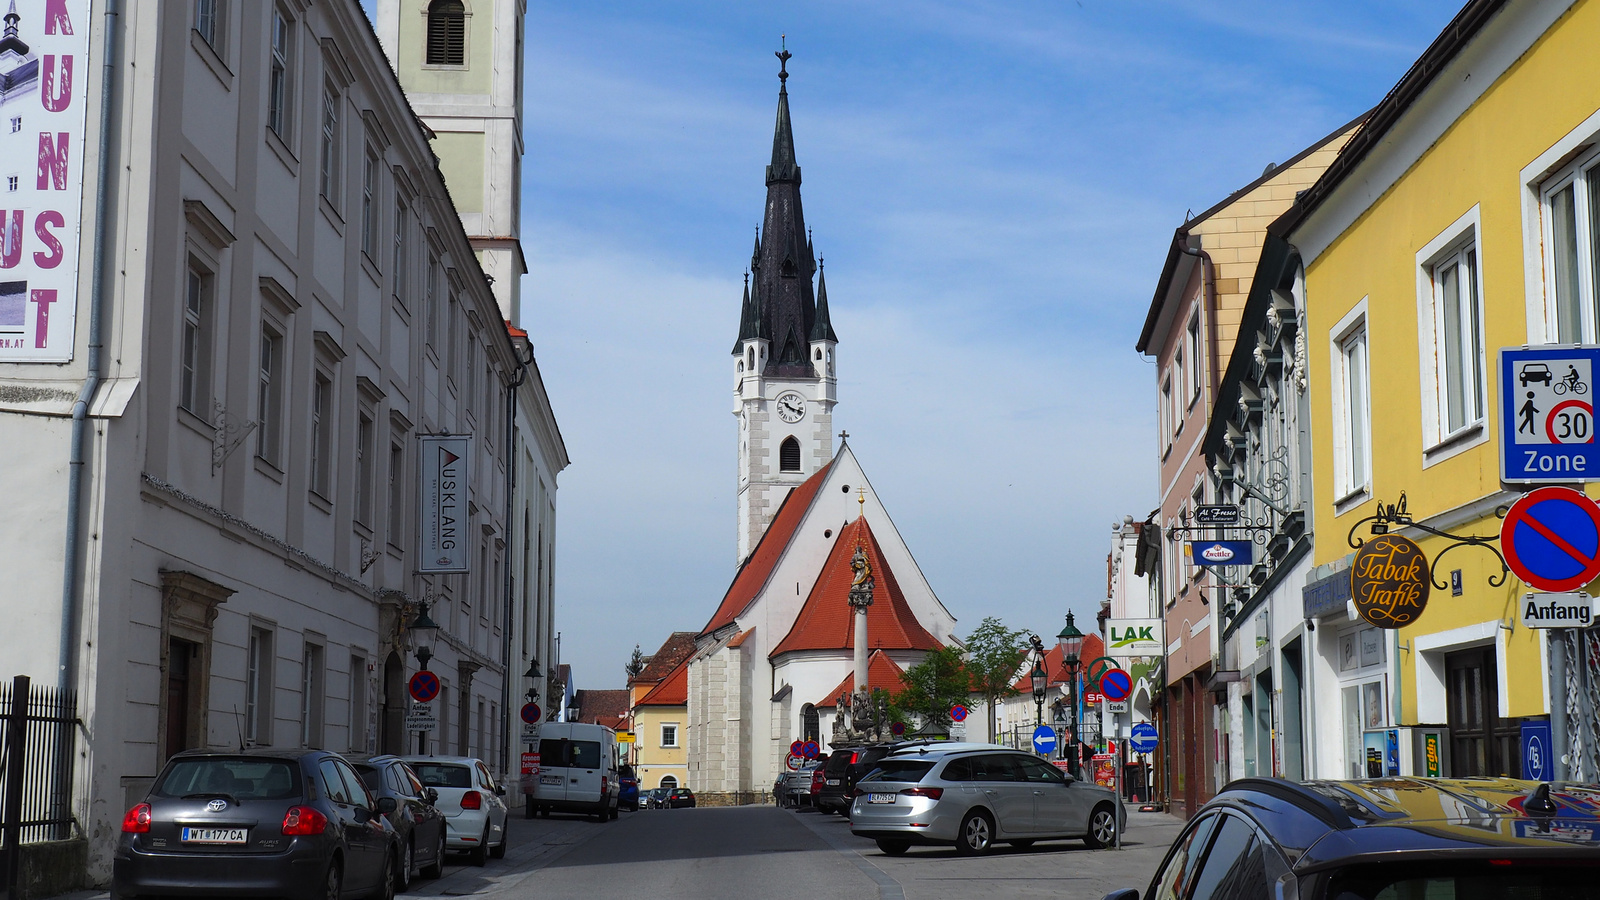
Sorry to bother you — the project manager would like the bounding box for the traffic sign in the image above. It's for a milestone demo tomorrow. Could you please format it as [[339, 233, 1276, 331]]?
[[1106, 700, 1129, 713], [1500, 487, 1600, 592], [520, 702, 542, 725], [785, 754, 803, 771], [1501, 347, 1600, 482], [1520, 592, 1598, 628], [405, 703, 436, 731], [1130, 722, 1159, 754], [949, 705, 968, 723], [1099, 668, 1133, 702], [1522, 719, 1553, 781], [890, 721, 906, 736], [801, 740, 820, 760], [790, 740, 805, 757], [1032, 725, 1058, 755], [617, 731, 636, 743], [408, 671, 440, 703]]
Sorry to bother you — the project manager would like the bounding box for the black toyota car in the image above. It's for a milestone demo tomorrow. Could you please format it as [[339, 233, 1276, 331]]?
[[113, 748, 401, 899]]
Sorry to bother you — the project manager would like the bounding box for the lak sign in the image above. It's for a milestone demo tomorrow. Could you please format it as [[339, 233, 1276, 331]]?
[[1106, 619, 1162, 655]]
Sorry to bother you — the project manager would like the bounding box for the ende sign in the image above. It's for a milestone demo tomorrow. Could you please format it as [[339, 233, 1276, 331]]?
[[418, 436, 472, 573], [1520, 592, 1597, 628], [1349, 536, 1431, 629]]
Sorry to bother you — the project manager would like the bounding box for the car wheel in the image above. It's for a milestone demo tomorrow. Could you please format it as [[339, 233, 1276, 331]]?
[[396, 838, 413, 891], [490, 824, 508, 860], [539, 806, 551, 818], [594, 800, 608, 823], [469, 826, 489, 866], [420, 828, 445, 879], [320, 859, 343, 900], [875, 839, 910, 856], [371, 852, 396, 900], [956, 810, 994, 855], [1084, 805, 1117, 849]]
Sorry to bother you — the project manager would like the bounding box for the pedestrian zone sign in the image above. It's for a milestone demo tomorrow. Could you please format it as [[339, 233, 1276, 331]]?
[[1501, 346, 1600, 482]]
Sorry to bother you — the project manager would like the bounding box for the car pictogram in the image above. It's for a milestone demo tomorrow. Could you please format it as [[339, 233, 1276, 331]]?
[[1521, 363, 1553, 387]]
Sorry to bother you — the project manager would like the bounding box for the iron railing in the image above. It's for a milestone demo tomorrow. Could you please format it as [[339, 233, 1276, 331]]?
[[1, 675, 80, 895], [1561, 627, 1600, 781]]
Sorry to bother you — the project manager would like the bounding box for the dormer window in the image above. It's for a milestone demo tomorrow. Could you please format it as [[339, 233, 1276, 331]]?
[[426, 0, 466, 66], [779, 436, 801, 472]]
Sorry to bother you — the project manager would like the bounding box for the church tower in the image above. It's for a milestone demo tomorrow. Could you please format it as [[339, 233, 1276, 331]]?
[[734, 49, 839, 563], [374, 0, 526, 324]]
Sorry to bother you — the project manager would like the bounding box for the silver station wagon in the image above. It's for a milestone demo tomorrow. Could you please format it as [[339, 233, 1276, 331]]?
[[848, 745, 1125, 855]]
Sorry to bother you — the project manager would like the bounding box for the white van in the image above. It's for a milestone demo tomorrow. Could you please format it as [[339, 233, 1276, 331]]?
[[530, 722, 620, 822]]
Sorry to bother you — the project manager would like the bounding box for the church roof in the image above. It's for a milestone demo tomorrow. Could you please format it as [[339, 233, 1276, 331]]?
[[813, 650, 906, 707], [770, 517, 943, 658], [636, 658, 689, 707], [1010, 632, 1108, 692], [632, 632, 698, 686], [701, 461, 834, 637]]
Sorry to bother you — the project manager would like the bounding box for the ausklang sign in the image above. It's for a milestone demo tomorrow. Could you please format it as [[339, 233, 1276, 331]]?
[[419, 435, 471, 573]]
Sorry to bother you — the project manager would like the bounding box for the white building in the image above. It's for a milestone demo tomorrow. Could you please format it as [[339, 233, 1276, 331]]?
[[0, 0, 562, 886]]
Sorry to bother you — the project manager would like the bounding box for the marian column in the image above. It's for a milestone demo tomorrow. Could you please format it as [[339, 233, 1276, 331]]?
[[848, 531, 874, 694]]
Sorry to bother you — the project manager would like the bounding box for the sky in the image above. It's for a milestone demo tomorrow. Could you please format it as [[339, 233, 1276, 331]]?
[[506, 1, 1464, 690]]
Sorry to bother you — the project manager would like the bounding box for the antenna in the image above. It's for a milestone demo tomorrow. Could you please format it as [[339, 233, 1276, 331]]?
[[232, 705, 246, 752]]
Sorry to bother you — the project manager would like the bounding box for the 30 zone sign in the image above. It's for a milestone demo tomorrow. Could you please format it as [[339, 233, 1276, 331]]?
[[1501, 347, 1600, 483]]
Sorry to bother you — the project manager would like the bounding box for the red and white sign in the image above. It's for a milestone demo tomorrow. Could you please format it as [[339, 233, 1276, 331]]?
[[0, 0, 90, 362], [1084, 692, 1105, 705], [520, 752, 539, 777]]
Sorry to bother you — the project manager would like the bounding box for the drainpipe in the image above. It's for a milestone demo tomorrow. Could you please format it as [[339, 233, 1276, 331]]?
[[499, 335, 532, 778], [54, 0, 120, 840], [1176, 232, 1220, 405]]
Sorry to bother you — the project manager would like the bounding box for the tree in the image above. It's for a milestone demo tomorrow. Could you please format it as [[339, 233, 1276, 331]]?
[[896, 646, 970, 733], [964, 617, 1028, 743], [624, 644, 647, 680]]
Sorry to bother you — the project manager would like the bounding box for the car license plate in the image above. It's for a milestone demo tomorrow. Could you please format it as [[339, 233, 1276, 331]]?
[[868, 793, 896, 804], [180, 827, 248, 844], [826, 779, 841, 786], [540, 775, 562, 784]]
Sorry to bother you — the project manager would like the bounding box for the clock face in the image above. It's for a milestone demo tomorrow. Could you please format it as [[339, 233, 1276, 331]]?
[[776, 392, 806, 423]]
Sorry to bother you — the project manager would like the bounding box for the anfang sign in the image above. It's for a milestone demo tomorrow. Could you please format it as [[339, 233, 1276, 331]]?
[[1350, 536, 1430, 629], [1520, 592, 1597, 629], [418, 436, 471, 573]]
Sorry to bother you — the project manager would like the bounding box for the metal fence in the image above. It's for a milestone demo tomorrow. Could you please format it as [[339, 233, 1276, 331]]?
[[1560, 627, 1600, 781], [1, 674, 80, 892]]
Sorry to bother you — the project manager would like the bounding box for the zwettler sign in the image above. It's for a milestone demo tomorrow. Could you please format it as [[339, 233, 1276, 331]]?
[[419, 436, 471, 573], [1519, 592, 1596, 629], [0, 0, 92, 362]]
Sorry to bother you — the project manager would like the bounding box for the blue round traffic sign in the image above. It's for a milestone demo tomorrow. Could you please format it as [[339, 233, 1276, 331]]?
[[1100, 668, 1133, 702], [801, 740, 820, 759], [890, 721, 906, 736], [1032, 725, 1057, 755], [408, 671, 440, 703], [1130, 722, 1158, 754], [521, 702, 542, 724], [949, 705, 968, 723], [1501, 487, 1600, 592]]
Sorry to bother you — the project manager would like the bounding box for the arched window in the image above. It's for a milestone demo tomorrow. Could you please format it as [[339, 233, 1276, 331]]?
[[802, 705, 819, 743], [660, 774, 678, 790], [426, 0, 466, 66], [779, 436, 801, 472]]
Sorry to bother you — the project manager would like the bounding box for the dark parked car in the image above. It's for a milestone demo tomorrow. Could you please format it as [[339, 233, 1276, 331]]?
[[643, 787, 670, 809], [1101, 777, 1600, 900], [348, 754, 447, 889], [665, 787, 697, 808], [619, 765, 641, 811], [113, 748, 400, 900], [815, 744, 893, 814]]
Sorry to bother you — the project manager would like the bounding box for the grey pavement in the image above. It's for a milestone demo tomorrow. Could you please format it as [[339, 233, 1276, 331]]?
[[54, 805, 1183, 900]]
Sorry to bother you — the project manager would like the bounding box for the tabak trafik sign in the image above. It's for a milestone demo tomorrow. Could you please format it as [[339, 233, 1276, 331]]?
[[1349, 536, 1431, 628], [0, 0, 91, 362]]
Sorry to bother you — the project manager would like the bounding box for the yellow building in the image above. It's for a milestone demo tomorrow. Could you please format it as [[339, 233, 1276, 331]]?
[[1284, 0, 1600, 780], [633, 661, 689, 791]]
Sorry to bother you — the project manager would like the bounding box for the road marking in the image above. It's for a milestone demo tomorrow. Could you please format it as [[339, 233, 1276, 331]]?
[[791, 810, 907, 900]]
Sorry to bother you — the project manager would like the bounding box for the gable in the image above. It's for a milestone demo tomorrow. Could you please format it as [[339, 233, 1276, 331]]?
[[701, 461, 833, 636]]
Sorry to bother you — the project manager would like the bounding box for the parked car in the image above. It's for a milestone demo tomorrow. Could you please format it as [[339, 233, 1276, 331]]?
[[1100, 777, 1600, 900], [815, 744, 894, 814], [402, 756, 509, 866], [618, 765, 641, 811], [848, 745, 1124, 856], [348, 754, 447, 889], [778, 760, 825, 809], [113, 748, 400, 899], [529, 722, 620, 822], [643, 787, 671, 809], [664, 787, 697, 808]]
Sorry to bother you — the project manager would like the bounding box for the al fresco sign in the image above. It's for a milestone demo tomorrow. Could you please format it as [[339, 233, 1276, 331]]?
[[1349, 535, 1431, 629], [418, 436, 471, 574], [0, 0, 91, 362]]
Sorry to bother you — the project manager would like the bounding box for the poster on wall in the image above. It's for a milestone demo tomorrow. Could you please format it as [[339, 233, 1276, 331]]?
[[0, 0, 91, 362], [418, 435, 471, 573]]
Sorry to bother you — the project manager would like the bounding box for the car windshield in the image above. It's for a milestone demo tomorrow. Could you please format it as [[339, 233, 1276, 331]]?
[[1327, 861, 1600, 899], [410, 763, 472, 788], [859, 760, 934, 783], [154, 758, 300, 801], [539, 738, 603, 768]]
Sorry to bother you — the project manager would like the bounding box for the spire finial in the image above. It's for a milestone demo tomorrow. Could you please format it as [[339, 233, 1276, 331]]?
[[777, 36, 791, 85]]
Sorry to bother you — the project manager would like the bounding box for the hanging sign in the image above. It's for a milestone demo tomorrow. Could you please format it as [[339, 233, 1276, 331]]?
[[418, 435, 472, 573], [1189, 540, 1254, 568], [1194, 505, 1240, 525], [1106, 618, 1162, 655], [1349, 535, 1430, 628], [0, 0, 91, 363]]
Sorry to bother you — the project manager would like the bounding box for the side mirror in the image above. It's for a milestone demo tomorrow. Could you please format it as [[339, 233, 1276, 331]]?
[[1100, 892, 1140, 900], [426, 788, 439, 805], [495, 784, 506, 796], [376, 797, 398, 815]]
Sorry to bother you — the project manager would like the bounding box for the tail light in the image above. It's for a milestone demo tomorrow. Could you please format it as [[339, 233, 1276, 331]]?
[[811, 771, 825, 791], [121, 803, 151, 833], [281, 806, 328, 836], [601, 776, 608, 795], [850, 751, 862, 764], [461, 790, 483, 810], [901, 787, 944, 800]]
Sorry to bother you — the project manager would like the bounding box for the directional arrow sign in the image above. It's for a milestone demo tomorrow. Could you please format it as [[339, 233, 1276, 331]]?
[[1032, 725, 1058, 756], [1130, 722, 1159, 754]]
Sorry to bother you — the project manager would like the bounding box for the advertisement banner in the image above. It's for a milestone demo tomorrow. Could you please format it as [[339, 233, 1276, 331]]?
[[0, 0, 91, 361], [418, 435, 471, 573], [1106, 618, 1162, 656]]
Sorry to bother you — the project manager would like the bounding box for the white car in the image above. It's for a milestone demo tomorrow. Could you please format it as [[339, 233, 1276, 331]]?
[[403, 756, 509, 866]]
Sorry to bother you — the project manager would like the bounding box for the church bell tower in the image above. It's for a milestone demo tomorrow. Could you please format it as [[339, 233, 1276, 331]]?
[[375, 0, 526, 324], [734, 47, 839, 563]]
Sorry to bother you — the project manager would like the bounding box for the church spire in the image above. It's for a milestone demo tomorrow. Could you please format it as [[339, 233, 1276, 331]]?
[[1, 0, 29, 58], [767, 41, 800, 185], [734, 272, 760, 351], [811, 258, 837, 343]]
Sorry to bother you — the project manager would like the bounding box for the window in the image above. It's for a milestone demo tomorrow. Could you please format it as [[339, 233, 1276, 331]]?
[[1159, 373, 1173, 452], [466, 339, 477, 415], [319, 83, 340, 202], [1541, 155, 1600, 342], [1331, 305, 1371, 501], [180, 258, 213, 415], [6, 175, 16, 192], [660, 723, 679, 748], [246, 627, 274, 745], [194, 0, 220, 49], [361, 145, 379, 260], [348, 653, 366, 753], [8, 117, 19, 133], [426, 255, 439, 349], [300, 641, 324, 748], [1186, 312, 1202, 406], [393, 196, 408, 302], [256, 324, 284, 464], [659, 775, 678, 790], [1430, 245, 1483, 437], [1186, 815, 1269, 900], [388, 441, 405, 547], [779, 436, 801, 472], [426, 0, 467, 66], [355, 413, 374, 525], [1150, 813, 1220, 900], [266, 8, 293, 140], [310, 372, 333, 498]]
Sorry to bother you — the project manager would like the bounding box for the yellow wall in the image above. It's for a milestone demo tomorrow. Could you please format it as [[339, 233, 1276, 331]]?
[[1303, 0, 1600, 721], [632, 705, 687, 789], [431, 132, 485, 214], [394, 1, 496, 96]]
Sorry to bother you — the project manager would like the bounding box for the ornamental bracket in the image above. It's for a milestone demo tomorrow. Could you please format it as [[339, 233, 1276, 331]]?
[[1345, 492, 1509, 590]]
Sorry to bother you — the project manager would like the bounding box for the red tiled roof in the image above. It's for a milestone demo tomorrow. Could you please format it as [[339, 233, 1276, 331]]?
[[632, 632, 698, 686], [571, 689, 630, 725], [636, 658, 688, 707], [770, 517, 942, 658], [701, 462, 834, 636], [726, 627, 754, 648], [1012, 633, 1110, 691], [506, 320, 528, 339], [813, 650, 907, 707]]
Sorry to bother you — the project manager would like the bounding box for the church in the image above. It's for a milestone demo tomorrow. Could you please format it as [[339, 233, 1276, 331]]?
[[686, 52, 958, 803]]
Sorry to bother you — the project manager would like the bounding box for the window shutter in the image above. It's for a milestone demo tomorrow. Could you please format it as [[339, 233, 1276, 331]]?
[[426, 1, 466, 66]]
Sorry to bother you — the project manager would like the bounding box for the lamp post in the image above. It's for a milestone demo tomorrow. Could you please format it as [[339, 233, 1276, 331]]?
[[1029, 660, 1048, 728], [1056, 611, 1085, 776], [409, 602, 440, 755]]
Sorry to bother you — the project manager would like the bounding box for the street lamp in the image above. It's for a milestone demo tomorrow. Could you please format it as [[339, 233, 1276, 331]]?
[[1029, 659, 1048, 727], [410, 601, 440, 671], [524, 658, 543, 701], [1056, 611, 1085, 775]]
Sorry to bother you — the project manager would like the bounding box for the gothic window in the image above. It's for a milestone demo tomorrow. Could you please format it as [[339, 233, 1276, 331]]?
[[780, 436, 801, 473], [426, 1, 467, 66], [802, 705, 819, 743]]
